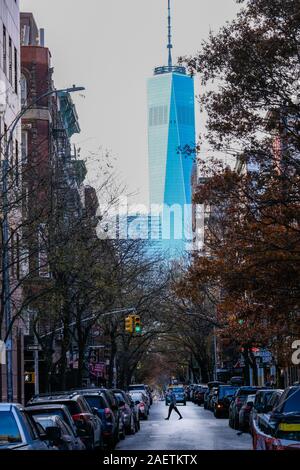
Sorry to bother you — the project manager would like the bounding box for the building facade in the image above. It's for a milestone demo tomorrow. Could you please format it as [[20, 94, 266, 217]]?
[[147, 3, 195, 258], [0, 0, 24, 403]]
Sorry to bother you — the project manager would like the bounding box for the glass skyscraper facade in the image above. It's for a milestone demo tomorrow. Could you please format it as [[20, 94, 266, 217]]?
[[147, 66, 196, 256]]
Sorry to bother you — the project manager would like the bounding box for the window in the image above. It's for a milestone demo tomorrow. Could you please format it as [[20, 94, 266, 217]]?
[[3, 25, 7, 76], [38, 224, 50, 278], [0, 411, 22, 446], [11, 232, 15, 278], [4, 124, 7, 150], [14, 47, 18, 94], [84, 396, 106, 410], [149, 105, 168, 126], [20, 74, 27, 107], [20, 245, 29, 278], [15, 139, 19, 187], [19, 411, 39, 440], [281, 388, 300, 414], [9, 37, 12, 84], [21, 131, 28, 164], [16, 233, 20, 280], [178, 106, 194, 126]]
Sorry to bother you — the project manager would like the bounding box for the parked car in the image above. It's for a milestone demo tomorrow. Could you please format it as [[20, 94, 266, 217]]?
[[165, 386, 186, 406], [204, 381, 225, 410], [266, 389, 285, 411], [73, 389, 119, 449], [32, 414, 86, 450], [27, 392, 102, 450], [229, 386, 262, 429], [25, 404, 86, 450], [126, 393, 140, 432], [249, 389, 281, 433], [129, 391, 150, 419], [213, 385, 239, 418], [128, 384, 153, 406], [239, 394, 256, 431], [96, 388, 125, 441], [112, 389, 136, 435], [252, 386, 300, 450], [207, 387, 219, 411], [194, 386, 208, 406], [0, 403, 54, 450], [203, 388, 211, 410]]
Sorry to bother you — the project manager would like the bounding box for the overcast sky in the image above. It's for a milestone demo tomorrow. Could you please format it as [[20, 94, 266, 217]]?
[[20, 0, 240, 206]]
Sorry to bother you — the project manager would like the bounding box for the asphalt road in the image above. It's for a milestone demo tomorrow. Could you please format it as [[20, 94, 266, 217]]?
[[116, 401, 252, 450]]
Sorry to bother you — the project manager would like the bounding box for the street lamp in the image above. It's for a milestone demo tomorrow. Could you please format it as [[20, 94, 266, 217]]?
[[1, 85, 85, 402]]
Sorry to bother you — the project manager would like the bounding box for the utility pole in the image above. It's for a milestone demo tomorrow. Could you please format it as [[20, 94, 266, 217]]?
[[34, 315, 39, 396], [213, 327, 218, 381]]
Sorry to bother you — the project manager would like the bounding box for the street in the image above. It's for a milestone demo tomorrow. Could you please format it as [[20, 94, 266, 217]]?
[[116, 401, 252, 450]]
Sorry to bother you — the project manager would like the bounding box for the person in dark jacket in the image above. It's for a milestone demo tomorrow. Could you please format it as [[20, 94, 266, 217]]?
[[165, 390, 183, 420]]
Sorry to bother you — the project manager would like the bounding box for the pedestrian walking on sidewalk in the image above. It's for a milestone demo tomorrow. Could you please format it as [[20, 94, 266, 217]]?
[[165, 390, 183, 420]]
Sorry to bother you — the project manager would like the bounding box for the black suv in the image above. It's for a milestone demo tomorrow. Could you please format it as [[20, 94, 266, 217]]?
[[74, 389, 119, 448], [213, 385, 239, 418], [27, 392, 102, 450]]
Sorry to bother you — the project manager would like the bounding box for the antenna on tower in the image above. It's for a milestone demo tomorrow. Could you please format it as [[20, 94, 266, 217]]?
[[167, 0, 173, 68]]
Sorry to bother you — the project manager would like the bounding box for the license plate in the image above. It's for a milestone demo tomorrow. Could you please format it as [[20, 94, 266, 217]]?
[[279, 423, 300, 432]]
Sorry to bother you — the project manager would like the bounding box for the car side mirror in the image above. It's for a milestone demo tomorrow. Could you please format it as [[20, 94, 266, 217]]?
[[92, 407, 100, 416], [118, 400, 125, 407], [135, 400, 140, 405], [45, 426, 62, 442], [248, 401, 254, 407]]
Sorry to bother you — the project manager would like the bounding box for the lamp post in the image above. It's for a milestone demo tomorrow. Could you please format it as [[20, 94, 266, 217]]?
[[1, 85, 85, 402]]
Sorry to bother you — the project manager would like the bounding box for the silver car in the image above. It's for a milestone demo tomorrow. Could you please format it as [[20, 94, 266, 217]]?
[[0, 403, 51, 450]]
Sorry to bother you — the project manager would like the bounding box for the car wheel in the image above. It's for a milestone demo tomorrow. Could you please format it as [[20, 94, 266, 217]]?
[[229, 415, 234, 428], [233, 416, 239, 430], [107, 436, 116, 450], [120, 425, 126, 440], [130, 417, 136, 435], [86, 433, 95, 450]]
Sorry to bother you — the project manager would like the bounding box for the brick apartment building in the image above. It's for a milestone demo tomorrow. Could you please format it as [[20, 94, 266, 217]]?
[[0, 0, 24, 403]]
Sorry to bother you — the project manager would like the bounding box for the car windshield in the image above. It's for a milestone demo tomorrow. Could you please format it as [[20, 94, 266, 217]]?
[[130, 393, 143, 400], [29, 409, 66, 421], [0, 411, 22, 446], [282, 389, 300, 414], [239, 388, 258, 396], [34, 417, 55, 430], [219, 387, 237, 398], [84, 396, 106, 410], [170, 388, 184, 393], [52, 401, 81, 416], [115, 393, 124, 402]]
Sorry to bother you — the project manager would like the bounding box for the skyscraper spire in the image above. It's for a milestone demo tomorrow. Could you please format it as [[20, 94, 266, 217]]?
[[167, 0, 173, 68]]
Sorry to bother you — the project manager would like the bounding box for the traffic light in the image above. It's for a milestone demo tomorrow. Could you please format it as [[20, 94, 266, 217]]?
[[24, 372, 35, 384], [125, 315, 134, 333], [134, 316, 141, 334]]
